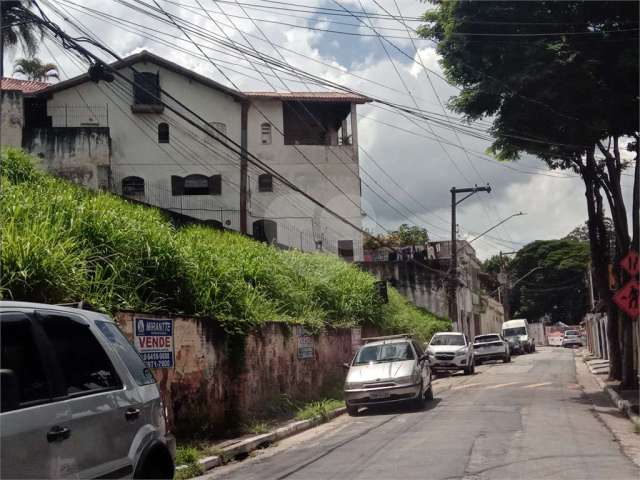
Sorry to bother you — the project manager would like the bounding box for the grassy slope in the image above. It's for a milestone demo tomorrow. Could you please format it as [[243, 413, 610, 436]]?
[[0, 149, 449, 341]]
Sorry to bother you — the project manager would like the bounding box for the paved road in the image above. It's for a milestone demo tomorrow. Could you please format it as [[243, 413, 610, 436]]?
[[203, 347, 639, 480]]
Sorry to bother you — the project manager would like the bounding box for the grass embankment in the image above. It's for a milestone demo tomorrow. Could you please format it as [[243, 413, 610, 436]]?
[[1, 148, 449, 340]]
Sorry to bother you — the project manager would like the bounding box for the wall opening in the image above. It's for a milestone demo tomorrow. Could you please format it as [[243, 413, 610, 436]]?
[[253, 219, 277, 244], [122, 176, 145, 196], [258, 174, 273, 192], [282, 100, 351, 146], [158, 122, 169, 143]]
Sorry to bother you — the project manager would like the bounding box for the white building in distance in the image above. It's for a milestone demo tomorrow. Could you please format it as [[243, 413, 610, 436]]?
[[1, 51, 369, 261]]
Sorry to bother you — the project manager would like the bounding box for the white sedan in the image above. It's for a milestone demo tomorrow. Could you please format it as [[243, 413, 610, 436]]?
[[473, 334, 511, 364]]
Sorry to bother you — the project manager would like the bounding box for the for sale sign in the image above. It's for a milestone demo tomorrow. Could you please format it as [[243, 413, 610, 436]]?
[[134, 317, 174, 368], [297, 325, 314, 359]]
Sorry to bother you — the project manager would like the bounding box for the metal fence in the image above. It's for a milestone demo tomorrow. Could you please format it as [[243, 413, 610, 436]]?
[[48, 105, 109, 127]]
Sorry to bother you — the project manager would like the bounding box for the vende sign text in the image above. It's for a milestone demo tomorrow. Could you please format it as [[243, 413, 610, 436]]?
[[134, 317, 174, 368]]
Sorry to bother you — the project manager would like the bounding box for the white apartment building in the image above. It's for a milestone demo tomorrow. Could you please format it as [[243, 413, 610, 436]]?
[[1, 51, 369, 260]]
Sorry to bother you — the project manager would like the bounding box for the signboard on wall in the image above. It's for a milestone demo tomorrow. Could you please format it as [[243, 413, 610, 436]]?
[[297, 326, 314, 359], [134, 317, 174, 368]]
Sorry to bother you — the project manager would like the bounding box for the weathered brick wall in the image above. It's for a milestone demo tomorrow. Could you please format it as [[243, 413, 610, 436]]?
[[116, 311, 379, 436]]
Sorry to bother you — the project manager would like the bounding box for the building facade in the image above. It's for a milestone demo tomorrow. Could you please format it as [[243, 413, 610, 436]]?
[[1, 51, 368, 260]]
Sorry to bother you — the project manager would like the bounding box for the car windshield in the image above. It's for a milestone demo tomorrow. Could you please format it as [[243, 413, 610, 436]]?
[[503, 327, 526, 337], [565, 330, 579, 336], [430, 334, 465, 346], [475, 335, 500, 343], [353, 342, 414, 365]]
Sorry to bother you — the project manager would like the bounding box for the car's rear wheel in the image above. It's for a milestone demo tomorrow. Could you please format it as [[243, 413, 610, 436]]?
[[464, 361, 475, 375], [413, 383, 427, 410], [346, 404, 359, 416], [424, 382, 434, 401]]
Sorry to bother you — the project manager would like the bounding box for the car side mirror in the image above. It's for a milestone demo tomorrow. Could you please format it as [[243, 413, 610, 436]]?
[[0, 369, 19, 412], [342, 362, 351, 370]]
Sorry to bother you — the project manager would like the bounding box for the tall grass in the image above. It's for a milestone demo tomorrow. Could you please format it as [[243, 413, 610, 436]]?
[[0, 148, 449, 339]]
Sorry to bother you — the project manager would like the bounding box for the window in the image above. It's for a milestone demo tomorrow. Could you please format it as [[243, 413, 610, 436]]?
[[353, 342, 414, 365], [122, 176, 145, 196], [158, 123, 169, 143], [253, 219, 277, 244], [95, 321, 155, 386], [260, 123, 272, 144], [258, 174, 273, 192], [429, 334, 465, 346], [172, 174, 221, 195], [1, 313, 50, 411], [133, 72, 160, 105], [38, 313, 121, 396], [338, 240, 354, 261]]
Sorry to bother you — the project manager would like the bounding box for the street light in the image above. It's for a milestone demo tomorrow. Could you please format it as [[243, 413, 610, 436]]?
[[467, 212, 526, 245]]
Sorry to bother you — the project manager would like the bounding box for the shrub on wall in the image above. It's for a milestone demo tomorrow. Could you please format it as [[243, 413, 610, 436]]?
[[0, 148, 449, 340]]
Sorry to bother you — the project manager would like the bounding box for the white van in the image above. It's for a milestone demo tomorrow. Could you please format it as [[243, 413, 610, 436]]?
[[502, 319, 535, 354]]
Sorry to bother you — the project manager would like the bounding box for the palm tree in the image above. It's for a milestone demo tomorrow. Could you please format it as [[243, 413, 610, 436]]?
[[13, 57, 59, 82], [1, 1, 41, 76]]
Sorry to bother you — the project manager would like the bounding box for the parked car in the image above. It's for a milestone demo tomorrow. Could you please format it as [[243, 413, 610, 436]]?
[[502, 319, 535, 354], [425, 332, 475, 375], [343, 335, 433, 416], [0, 301, 175, 479], [562, 329, 583, 348], [473, 334, 510, 364]]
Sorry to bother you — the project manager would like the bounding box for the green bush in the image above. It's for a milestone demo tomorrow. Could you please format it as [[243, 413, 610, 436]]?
[[295, 399, 344, 422], [0, 149, 450, 338]]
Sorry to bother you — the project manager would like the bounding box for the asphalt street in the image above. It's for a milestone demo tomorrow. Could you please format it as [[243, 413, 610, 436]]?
[[202, 347, 639, 480]]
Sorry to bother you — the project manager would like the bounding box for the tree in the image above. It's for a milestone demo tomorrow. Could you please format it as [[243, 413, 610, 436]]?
[[363, 224, 429, 250], [420, 0, 639, 386], [1, 1, 41, 76], [13, 57, 58, 82], [397, 224, 429, 246], [509, 240, 591, 325]]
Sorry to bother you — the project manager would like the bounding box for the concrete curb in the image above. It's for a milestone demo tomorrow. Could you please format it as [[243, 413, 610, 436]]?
[[176, 406, 347, 475], [583, 357, 640, 428]]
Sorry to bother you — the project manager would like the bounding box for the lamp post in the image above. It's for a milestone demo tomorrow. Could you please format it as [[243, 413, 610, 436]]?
[[467, 212, 526, 245]]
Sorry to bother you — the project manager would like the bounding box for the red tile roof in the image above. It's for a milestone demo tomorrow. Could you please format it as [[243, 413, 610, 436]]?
[[246, 91, 371, 104], [1, 77, 50, 93]]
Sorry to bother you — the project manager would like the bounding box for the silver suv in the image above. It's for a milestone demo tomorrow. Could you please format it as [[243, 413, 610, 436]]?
[[343, 335, 433, 416], [0, 301, 175, 479], [425, 332, 475, 375]]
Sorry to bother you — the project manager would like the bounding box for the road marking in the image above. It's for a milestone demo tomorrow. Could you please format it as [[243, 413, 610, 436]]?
[[522, 382, 552, 389], [452, 383, 481, 390], [484, 382, 520, 390]]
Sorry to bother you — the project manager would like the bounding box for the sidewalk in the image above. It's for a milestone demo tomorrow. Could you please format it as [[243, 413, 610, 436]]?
[[582, 351, 640, 426]]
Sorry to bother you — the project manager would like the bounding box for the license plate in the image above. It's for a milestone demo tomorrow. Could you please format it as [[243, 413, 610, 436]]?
[[369, 391, 390, 400]]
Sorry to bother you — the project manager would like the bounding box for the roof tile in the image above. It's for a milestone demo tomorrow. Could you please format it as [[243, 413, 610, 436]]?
[[1, 77, 50, 93]]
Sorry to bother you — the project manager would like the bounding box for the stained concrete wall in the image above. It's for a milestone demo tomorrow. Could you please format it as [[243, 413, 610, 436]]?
[[479, 295, 505, 336], [116, 311, 379, 435], [1, 90, 24, 147], [23, 127, 111, 189], [359, 261, 449, 319]]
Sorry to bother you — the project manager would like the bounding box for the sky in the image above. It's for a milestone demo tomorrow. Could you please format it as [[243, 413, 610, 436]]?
[[5, 0, 635, 260]]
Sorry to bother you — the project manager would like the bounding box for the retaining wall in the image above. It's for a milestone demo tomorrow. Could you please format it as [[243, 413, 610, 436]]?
[[116, 311, 379, 436]]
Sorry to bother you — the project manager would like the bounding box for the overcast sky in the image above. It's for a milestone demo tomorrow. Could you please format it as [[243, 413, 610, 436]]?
[[7, 0, 634, 260]]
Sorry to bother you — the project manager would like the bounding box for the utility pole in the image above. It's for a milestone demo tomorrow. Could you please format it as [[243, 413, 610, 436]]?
[[448, 184, 491, 330], [499, 251, 514, 322], [240, 101, 249, 234]]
